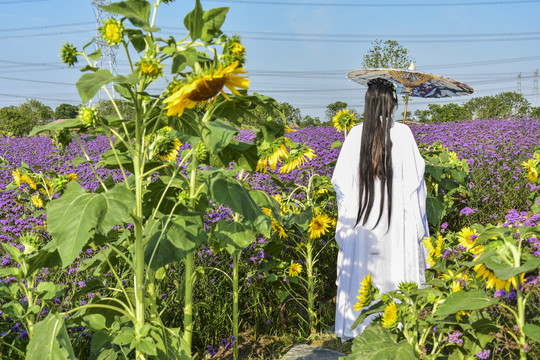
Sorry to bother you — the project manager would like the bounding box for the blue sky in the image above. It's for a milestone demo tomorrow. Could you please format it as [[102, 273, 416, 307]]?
[[1, 0, 540, 120]]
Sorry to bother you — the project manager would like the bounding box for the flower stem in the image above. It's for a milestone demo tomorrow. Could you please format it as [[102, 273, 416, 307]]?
[[233, 252, 240, 360]]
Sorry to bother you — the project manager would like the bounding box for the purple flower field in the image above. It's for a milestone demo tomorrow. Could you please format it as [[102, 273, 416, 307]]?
[[0, 117, 538, 246], [0, 116, 538, 357]]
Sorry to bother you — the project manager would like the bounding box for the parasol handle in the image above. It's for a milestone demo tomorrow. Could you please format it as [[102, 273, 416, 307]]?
[[402, 88, 411, 123]]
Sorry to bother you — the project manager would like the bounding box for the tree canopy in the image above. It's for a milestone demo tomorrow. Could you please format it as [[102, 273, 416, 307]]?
[[362, 39, 414, 69]]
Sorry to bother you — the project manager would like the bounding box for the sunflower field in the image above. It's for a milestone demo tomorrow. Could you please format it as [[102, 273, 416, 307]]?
[[1, 1, 540, 360]]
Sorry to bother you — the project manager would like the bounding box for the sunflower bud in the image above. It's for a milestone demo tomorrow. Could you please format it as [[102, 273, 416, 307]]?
[[136, 55, 164, 80], [223, 35, 246, 66], [195, 142, 208, 162], [78, 106, 99, 127], [100, 18, 124, 46], [60, 42, 78, 67]]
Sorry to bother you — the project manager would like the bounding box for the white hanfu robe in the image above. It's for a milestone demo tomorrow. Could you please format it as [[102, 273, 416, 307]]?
[[332, 121, 429, 339]]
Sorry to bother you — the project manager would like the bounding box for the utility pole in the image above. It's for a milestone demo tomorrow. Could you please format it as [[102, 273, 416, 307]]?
[[91, 0, 118, 102]]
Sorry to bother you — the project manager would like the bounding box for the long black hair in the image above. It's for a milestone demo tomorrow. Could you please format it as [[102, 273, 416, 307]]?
[[356, 78, 398, 229]]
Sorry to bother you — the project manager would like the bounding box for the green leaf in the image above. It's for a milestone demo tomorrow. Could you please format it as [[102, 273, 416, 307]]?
[[343, 325, 417, 360], [150, 325, 191, 360], [183, 0, 204, 41], [432, 289, 499, 317], [47, 182, 135, 266], [214, 220, 255, 255], [100, 0, 151, 27], [200, 7, 228, 42], [112, 329, 135, 346], [30, 118, 81, 136], [145, 212, 207, 271], [426, 195, 445, 226], [76, 70, 115, 103], [471, 318, 500, 336], [84, 314, 107, 331], [524, 323, 540, 343], [2, 301, 24, 317], [470, 253, 540, 280], [36, 282, 65, 301], [330, 140, 343, 149], [203, 172, 271, 236], [171, 48, 197, 74], [26, 313, 76, 360], [205, 120, 238, 155], [89, 331, 118, 360]]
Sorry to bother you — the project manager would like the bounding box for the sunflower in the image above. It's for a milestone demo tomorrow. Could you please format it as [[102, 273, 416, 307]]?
[[156, 138, 181, 162], [256, 138, 290, 173], [279, 146, 316, 174], [473, 263, 525, 291], [354, 273, 375, 311], [308, 213, 334, 239], [163, 61, 249, 117], [288, 262, 302, 277], [31, 194, 44, 208], [20, 174, 37, 190], [440, 269, 469, 292], [522, 159, 539, 183], [12, 169, 21, 186], [332, 109, 356, 133], [457, 227, 479, 251], [147, 127, 182, 162], [67, 173, 78, 182], [100, 18, 124, 46], [423, 234, 444, 267], [271, 220, 288, 239], [381, 301, 399, 329]]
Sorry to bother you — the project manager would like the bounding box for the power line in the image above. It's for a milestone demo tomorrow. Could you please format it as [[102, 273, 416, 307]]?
[[0, 0, 52, 4], [0, 21, 95, 33], [204, 0, 540, 7]]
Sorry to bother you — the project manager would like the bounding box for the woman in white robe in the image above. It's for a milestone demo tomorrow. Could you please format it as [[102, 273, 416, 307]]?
[[332, 78, 429, 340]]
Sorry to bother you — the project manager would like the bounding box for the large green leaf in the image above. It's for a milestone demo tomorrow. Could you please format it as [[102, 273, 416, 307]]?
[[203, 172, 271, 236], [183, 0, 204, 41], [426, 195, 445, 226], [30, 118, 81, 136], [200, 7, 228, 42], [47, 182, 135, 266], [342, 325, 417, 360], [470, 253, 540, 280], [150, 324, 191, 360], [100, 0, 151, 27], [26, 313, 76, 360], [145, 212, 207, 271], [205, 120, 238, 155], [210, 140, 259, 171], [524, 323, 540, 343], [76, 70, 115, 103], [432, 289, 499, 317], [214, 220, 255, 255]]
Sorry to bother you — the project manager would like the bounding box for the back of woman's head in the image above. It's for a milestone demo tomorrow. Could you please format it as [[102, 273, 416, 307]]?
[[356, 78, 397, 229]]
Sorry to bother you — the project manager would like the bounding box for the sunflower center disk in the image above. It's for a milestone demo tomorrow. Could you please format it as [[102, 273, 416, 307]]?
[[187, 77, 227, 101]]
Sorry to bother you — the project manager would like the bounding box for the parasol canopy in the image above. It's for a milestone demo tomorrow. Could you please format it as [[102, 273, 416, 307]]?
[[346, 63, 474, 122]]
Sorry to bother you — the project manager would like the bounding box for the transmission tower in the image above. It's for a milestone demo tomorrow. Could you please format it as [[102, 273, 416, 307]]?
[[517, 72, 522, 94], [91, 0, 118, 102]]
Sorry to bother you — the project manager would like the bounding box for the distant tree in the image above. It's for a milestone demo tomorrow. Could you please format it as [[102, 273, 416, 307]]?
[[362, 39, 414, 69], [54, 103, 79, 120], [531, 106, 540, 119], [95, 99, 135, 119], [325, 101, 348, 122], [19, 99, 54, 126], [464, 92, 530, 120], [0, 106, 34, 136], [280, 102, 302, 126], [425, 103, 471, 123], [297, 115, 321, 128]]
